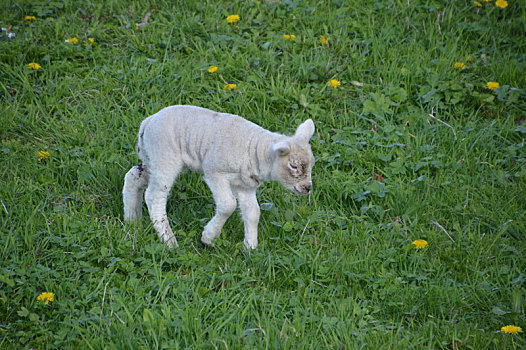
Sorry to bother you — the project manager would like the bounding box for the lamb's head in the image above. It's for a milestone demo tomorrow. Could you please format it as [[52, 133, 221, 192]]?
[[270, 119, 315, 195]]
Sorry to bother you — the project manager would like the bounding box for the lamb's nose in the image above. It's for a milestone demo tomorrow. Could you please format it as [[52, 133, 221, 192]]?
[[304, 184, 312, 193]]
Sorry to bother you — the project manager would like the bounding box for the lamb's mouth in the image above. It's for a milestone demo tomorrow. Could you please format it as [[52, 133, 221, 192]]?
[[293, 186, 309, 195]]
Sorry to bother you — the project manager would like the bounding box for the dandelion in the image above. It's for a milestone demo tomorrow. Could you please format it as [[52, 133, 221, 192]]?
[[454, 62, 466, 69], [327, 79, 341, 88], [28, 62, 41, 70], [223, 83, 237, 90], [36, 292, 54, 304], [486, 81, 499, 90], [24, 16, 36, 21], [466, 56, 472, 63], [88, 38, 95, 44], [226, 14, 240, 24], [38, 151, 50, 162], [319, 35, 328, 45], [412, 240, 428, 249], [495, 0, 508, 8], [65, 37, 78, 44], [483, 0, 491, 2], [283, 34, 296, 41], [501, 325, 522, 334], [474, 1, 482, 7], [208, 65, 218, 73]]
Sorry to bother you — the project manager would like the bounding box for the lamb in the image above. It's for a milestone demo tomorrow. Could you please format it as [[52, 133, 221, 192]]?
[[123, 105, 315, 249]]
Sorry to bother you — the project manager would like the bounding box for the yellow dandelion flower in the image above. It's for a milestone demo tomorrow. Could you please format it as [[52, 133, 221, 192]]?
[[486, 81, 499, 90], [327, 79, 341, 88], [65, 37, 78, 44], [88, 38, 95, 44], [501, 325, 522, 334], [36, 292, 55, 304], [208, 65, 218, 73], [474, 1, 482, 7], [283, 34, 296, 41], [319, 35, 328, 45], [412, 240, 428, 249], [495, 0, 508, 8], [454, 62, 466, 69], [28, 62, 42, 70], [226, 14, 240, 24], [483, 0, 491, 2], [38, 151, 50, 162], [223, 83, 237, 90], [466, 56, 472, 63], [24, 16, 36, 21]]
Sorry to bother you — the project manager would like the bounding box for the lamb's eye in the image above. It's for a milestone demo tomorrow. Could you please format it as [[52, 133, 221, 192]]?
[[289, 164, 297, 170]]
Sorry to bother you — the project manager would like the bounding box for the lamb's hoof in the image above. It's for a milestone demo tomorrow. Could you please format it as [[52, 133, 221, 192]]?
[[243, 239, 258, 250], [201, 235, 215, 248], [165, 236, 179, 249]]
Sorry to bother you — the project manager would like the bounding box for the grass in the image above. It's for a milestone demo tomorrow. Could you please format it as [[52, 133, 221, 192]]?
[[1, 0, 525, 348]]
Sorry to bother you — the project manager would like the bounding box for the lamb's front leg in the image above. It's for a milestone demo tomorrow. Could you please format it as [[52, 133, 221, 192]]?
[[237, 189, 260, 249], [201, 176, 237, 246]]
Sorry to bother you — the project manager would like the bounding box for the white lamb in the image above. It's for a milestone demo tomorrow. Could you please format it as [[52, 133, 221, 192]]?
[[123, 105, 315, 249]]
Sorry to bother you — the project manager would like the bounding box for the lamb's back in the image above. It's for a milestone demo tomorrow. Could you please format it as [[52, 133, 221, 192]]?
[[147, 105, 280, 174]]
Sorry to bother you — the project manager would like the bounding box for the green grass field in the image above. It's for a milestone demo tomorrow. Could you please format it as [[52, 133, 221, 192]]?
[[1, 0, 525, 348]]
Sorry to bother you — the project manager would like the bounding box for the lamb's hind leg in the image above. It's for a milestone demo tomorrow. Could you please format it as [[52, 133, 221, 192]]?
[[144, 164, 182, 248]]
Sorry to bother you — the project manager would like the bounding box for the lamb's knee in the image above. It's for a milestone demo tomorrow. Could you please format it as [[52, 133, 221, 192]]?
[[217, 196, 237, 217], [145, 186, 163, 210], [146, 181, 174, 215]]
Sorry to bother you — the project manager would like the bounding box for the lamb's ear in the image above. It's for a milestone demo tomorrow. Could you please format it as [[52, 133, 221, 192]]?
[[272, 141, 290, 157], [294, 119, 315, 143]]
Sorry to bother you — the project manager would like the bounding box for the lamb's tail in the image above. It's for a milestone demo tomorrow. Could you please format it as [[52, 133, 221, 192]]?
[[123, 163, 149, 222], [124, 116, 153, 222]]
